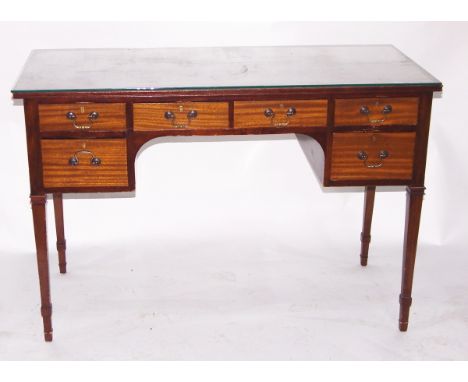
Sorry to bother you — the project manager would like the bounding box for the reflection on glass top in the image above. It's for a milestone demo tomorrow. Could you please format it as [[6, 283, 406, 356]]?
[[12, 45, 441, 93]]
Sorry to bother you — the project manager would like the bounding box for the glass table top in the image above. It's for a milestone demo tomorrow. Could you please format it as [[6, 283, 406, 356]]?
[[12, 45, 441, 93]]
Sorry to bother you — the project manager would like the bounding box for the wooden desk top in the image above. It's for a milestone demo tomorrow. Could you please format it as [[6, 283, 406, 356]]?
[[12, 45, 441, 95]]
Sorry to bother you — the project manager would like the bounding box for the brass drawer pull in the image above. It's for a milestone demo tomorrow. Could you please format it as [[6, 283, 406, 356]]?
[[263, 106, 296, 127], [66, 111, 99, 129], [164, 109, 198, 128], [360, 104, 392, 126], [264, 108, 275, 118], [357, 150, 389, 168], [68, 149, 102, 166]]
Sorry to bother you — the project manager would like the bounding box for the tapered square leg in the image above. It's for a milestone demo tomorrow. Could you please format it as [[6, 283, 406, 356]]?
[[360, 186, 376, 266], [31, 194, 53, 342], [399, 186, 425, 332], [53, 193, 67, 274]]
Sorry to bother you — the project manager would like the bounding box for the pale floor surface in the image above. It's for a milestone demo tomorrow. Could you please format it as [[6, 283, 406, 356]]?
[[0, 238, 467, 360]]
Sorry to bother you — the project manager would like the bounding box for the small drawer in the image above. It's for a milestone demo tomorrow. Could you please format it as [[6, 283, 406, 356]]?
[[41, 139, 128, 188], [39, 103, 126, 132], [334, 97, 419, 127], [134, 102, 229, 131], [234, 100, 327, 128], [329, 132, 416, 181]]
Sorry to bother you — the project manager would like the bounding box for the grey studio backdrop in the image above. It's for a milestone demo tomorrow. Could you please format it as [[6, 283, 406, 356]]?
[[0, 22, 466, 360]]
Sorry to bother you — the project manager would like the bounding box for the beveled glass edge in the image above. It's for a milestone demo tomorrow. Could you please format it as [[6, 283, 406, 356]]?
[[390, 46, 442, 85], [11, 45, 443, 94], [11, 82, 443, 94]]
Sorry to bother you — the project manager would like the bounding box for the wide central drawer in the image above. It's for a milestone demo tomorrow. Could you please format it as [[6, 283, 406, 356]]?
[[41, 139, 129, 188], [134, 102, 229, 131], [234, 99, 328, 128]]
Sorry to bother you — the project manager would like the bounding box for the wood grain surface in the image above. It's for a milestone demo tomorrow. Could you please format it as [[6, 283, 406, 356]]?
[[39, 103, 126, 132], [335, 97, 419, 126], [234, 99, 328, 128], [134, 102, 229, 131], [41, 139, 128, 188], [330, 132, 416, 181]]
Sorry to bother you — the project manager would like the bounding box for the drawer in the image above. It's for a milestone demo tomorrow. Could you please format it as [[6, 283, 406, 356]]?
[[234, 100, 327, 128], [134, 102, 229, 131], [41, 139, 128, 188], [334, 97, 419, 127], [330, 132, 416, 181], [39, 103, 126, 132]]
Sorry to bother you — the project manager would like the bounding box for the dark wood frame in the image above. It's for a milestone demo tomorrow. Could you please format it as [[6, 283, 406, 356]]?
[[15, 83, 441, 341]]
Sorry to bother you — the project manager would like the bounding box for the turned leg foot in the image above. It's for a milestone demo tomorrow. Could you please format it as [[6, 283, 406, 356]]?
[[53, 193, 67, 274], [398, 186, 425, 332], [31, 194, 53, 341], [399, 295, 412, 331], [360, 186, 376, 266], [41, 305, 53, 341]]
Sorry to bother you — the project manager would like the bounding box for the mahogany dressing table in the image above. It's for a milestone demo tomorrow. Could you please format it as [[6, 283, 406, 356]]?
[[11, 46, 442, 341]]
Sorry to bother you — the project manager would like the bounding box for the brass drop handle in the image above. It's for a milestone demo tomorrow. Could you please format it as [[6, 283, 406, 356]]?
[[66, 111, 99, 129], [264, 108, 275, 118], [360, 106, 370, 115], [382, 105, 392, 114], [164, 109, 198, 128], [357, 150, 369, 160], [263, 106, 297, 127], [379, 150, 389, 159], [360, 104, 393, 125], [164, 111, 175, 120], [357, 150, 389, 168], [286, 107, 296, 117], [66, 111, 76, 120], [68, 149, 102, 166], [187, 110, 198, 119]]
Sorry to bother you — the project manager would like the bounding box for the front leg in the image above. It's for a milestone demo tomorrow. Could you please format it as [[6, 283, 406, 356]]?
[[31, 194, 53, 341], [399, 186, 425, 331], [53, 193, 67, 274], [360, 186, 376, 266]]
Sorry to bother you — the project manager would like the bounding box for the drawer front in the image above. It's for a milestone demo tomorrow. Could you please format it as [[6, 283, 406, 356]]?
[[330, 132, 416, 181], [134, 102, 229, 131], [39, 103, 126, 132], [41, 139, 128, 188], [335, 97, 419, 126], [234, 100, 328, 128]]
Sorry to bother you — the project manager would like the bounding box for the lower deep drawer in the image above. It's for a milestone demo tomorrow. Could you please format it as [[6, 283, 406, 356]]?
[[329, 132, 416, 181], [41, 139, 129, 188]]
